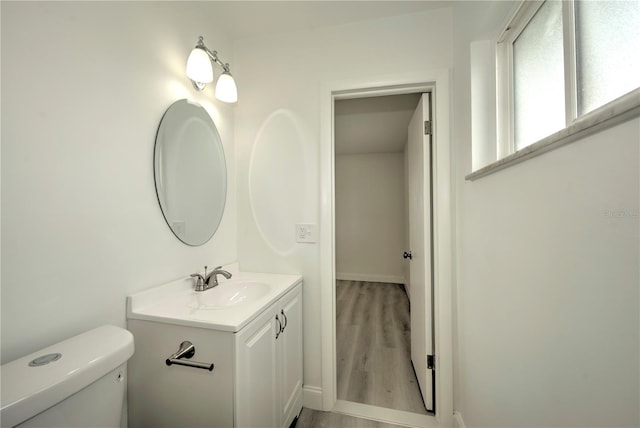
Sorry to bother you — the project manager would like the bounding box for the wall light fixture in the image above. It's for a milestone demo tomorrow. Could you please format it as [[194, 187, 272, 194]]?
[[186, 36, 238, 103]]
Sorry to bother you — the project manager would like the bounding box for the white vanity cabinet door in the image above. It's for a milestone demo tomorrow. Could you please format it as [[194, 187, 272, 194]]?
[[278, 287, 303, 428], [235, 283, 303, 428], [234, 303, 279, 428]]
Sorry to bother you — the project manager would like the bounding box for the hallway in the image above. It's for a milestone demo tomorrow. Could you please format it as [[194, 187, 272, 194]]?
[[336, 280, 427, 414]]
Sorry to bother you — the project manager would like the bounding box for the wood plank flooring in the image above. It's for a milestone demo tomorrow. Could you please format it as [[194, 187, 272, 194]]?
[[336, 280, 427, 415], [296, 408, 404, 428]]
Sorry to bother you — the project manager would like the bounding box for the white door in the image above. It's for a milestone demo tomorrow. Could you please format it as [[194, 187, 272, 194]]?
[[407, 92, 434, 412]]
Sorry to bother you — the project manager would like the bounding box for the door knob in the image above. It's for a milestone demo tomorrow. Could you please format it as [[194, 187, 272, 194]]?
[[403, 251, 412, 260]]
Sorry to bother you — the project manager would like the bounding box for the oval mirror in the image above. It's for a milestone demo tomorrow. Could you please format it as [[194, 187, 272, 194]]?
[[154, 99, 227, 246]]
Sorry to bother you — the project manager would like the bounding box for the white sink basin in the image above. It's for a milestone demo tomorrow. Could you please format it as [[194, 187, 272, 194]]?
[[127, 264, 303, 332], [187, 280, 271, 310]]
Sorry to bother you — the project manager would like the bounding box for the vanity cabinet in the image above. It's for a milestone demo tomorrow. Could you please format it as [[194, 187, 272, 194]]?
[[127, 282, 302, 428], [235, 284, 303, 428]]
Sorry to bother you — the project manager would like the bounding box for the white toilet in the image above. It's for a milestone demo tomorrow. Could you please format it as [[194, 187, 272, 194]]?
[[1, 325, 134, 428]]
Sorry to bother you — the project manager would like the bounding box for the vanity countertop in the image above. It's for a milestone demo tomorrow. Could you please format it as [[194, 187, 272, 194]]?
[[127, 264, 302, 332]]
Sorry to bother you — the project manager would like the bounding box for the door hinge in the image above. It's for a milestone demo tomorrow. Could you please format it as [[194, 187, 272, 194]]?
[[427, 354, 435, 370], [424, 120, 432, 136]]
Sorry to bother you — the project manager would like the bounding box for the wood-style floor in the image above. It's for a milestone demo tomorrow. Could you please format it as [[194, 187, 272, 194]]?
[[335, 280, 427, 415], [296, 408, 404, 428]]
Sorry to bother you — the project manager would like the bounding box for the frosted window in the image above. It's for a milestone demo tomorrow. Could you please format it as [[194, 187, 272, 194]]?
[[575, 0, 640, 116], [513, 0, 565, 150]]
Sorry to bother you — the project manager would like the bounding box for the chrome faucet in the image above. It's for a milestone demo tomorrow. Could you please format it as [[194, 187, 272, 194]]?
[[205, 266, 232, 288], [191, 265, 232, 292]]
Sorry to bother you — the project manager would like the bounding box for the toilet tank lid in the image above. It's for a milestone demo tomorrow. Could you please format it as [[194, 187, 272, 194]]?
[[1, 325, 134, 428]]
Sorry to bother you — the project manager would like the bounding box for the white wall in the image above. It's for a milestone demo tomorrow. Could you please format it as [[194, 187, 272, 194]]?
[[1, 2, 237, 363], [233, 8, 453, 397], [453, 2, 640, 427], [335, 153, 406, 284]]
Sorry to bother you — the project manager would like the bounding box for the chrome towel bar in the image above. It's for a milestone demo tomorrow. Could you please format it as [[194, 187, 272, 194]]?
[[165, 341, 214, 371]]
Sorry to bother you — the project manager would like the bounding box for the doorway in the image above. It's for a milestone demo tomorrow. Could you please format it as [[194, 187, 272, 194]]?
[[318, 73, 453, 428], [333, 92, 434, 417]]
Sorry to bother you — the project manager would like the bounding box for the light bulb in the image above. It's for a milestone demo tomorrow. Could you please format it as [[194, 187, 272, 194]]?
[[185, 48, 213, 84], [215, 72, 238, 103]]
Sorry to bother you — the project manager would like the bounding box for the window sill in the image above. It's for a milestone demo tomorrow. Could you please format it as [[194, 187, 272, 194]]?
[[466, 88, 640, 181]]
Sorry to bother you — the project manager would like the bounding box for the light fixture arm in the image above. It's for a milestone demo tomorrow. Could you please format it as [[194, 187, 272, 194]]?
[[194, 36, 231, 73]]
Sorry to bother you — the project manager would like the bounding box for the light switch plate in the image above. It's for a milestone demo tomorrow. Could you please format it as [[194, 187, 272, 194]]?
[[295, 223, 317, 243]]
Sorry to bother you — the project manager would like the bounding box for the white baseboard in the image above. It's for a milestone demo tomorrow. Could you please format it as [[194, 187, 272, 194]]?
[[453, 411, 466, 428], [336, 272, 405, 284], [302, 385, 323, 410]]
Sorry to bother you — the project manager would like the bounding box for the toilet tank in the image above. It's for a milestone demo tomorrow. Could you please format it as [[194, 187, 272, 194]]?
[[1, 325, 134, 428]]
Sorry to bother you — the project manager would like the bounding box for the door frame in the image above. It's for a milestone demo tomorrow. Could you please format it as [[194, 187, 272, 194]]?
[[319, 69, 453, 428]]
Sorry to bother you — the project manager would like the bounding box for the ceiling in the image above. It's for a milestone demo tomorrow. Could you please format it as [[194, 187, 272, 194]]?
[[203, 1, 455, 41], [335, 93, 421, 155]]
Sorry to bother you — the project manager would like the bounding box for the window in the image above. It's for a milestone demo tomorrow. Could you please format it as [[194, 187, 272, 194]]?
[[498, 0, 640, 152], [512, 0, 565, 149], [574, 1, 640, 116]]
